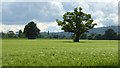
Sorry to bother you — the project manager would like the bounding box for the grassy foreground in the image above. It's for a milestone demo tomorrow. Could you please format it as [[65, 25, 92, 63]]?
[[2, 39, 118, 66], [0, 40, 2, 67]]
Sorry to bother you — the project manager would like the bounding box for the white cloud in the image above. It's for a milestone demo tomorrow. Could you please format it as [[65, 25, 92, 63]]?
[[106, 13, 118, 25], [64, 2, 118, 27], [1, 24, 24, 33], [1, 0, 119, 2], [34, 20, 62, 32], [50, 1, 65, 15], [93, 11, 104, 18], [93, 20, 104, 28], [1, 1, 119, 32], [1, 21, 62, 33]]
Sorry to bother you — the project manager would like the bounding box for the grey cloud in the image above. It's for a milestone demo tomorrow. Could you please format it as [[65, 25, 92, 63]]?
[[62, 2, 75, 11], [118, 1, 120, 25], [2, 2, 63, 25], [2, 2, 118, 27], [101, 18, 116, 26]]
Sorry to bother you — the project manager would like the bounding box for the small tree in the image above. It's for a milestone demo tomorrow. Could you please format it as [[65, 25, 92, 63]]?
[[56, 7, 97, 42], [48, 31, 49, 35], [23, 21, 40, 39], [7, 31, 15, 38], [104, 29, 117, 40], [18, 30, 22, 38], [118, 33, 120, 40]]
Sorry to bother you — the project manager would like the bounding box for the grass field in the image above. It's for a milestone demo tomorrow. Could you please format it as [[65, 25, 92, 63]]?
[[2, 39, 118, 66], [0, 40, 2, 67]]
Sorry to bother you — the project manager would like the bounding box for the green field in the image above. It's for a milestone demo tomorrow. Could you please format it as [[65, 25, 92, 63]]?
[[0, 40, 2, 67], [2, 39, 118, 66]]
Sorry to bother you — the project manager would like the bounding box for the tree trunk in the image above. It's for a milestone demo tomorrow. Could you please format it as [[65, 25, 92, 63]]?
[[74, 33, 80, 42]]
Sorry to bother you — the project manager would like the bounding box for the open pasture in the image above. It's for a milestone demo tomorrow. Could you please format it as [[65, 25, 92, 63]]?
[[2, 39, 118, 66]]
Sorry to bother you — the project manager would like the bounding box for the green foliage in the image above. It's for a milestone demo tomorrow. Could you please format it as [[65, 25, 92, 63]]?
[[104, 29, 117, 40], [2, 39, 118, 66], [18, 30, 22, 38], [0, 40, 1, 67], [7, 31, 15, 38], [23, 21, 40, 39], [118, 34, 120, 40], [88, 33, 96, 40], [94, 34, 104, 40], [56, 7, 97, 42], [80, 33, 87, 39]]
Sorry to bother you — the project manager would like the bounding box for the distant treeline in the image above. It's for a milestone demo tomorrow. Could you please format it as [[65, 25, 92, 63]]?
[[0, 28, 120, 40]]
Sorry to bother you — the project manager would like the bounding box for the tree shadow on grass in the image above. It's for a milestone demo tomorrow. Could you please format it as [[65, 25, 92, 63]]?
[[61, 40, 88, 43]]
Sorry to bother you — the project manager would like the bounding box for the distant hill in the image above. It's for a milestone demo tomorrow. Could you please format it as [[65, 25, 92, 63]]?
[[88, 26, 120, 34], [50, 26, 120, 36], [1, 26, 119, 39], [40, 26, 120, 38]]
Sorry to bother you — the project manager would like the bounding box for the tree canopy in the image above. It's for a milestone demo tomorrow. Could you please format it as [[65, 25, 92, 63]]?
[[7, 31, 15, 38], [56, 7, 97, 42], [23, 21, 40, 39], [18, 30, 22, 38], [104, 29, 117, 40]]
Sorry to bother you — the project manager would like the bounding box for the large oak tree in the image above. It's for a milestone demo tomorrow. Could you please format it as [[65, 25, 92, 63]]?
[[56, 7, 97, 42]]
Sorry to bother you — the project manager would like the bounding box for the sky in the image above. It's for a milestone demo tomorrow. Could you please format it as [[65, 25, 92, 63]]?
[[0, 0, 119, 32]]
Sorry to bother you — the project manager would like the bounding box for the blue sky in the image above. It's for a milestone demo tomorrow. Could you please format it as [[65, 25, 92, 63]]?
[[1, 0, 119, 32]]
